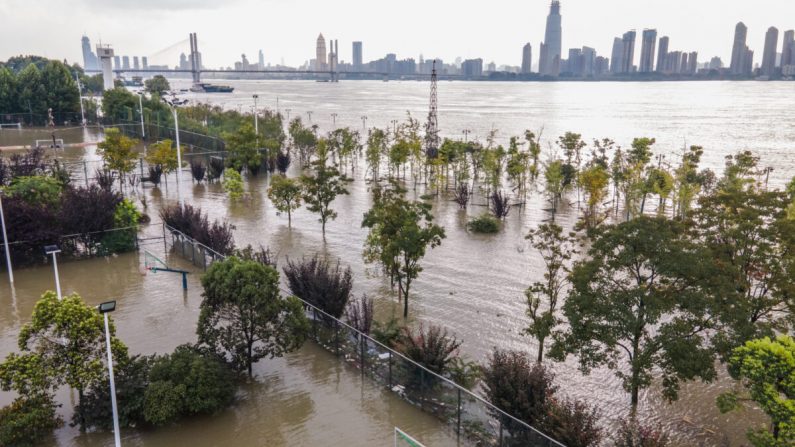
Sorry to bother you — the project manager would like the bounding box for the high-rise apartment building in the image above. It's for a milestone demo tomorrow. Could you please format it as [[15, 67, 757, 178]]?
[[656, 36, 669, 72], [621, 30, 637, 73], [521, 43, 533, 74], [113, 55, 121, 70], [352, 41, 363, 69], [461, 59, 483, 78], [687, 52, 698, 74], [581, 46, 596, 77], [142, 57, 148, 70], [316, 34, 327, 71], [258, 50, 264, 69], [639, 29, 657, 72], [133, 56, 140, 70], [122, 56, 130, 70], [81, 36, 98, 70], [782, 30, 795, 67], [610, 37, 624, 74], [539, 1, 562, 76], [730, 22, 749, 75], [761, 26, 779, 76]]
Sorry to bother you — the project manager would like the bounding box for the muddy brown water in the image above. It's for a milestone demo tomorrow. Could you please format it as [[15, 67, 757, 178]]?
[[2, 80, 794, 446]]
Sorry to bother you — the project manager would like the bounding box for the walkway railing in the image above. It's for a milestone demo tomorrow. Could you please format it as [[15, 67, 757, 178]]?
[[162, 223, 565, 447]]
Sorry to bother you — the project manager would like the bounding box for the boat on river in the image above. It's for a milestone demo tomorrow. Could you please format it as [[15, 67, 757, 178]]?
[[190, 82, 234, 93]]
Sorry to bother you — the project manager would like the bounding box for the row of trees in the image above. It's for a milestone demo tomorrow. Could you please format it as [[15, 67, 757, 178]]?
[[0, 253, 310, 444], [0, 56, 81, 119], [519, 151, 795, 446]]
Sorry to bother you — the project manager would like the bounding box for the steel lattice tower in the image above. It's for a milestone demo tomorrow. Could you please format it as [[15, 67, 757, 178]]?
[[425, 60, 440, 158]]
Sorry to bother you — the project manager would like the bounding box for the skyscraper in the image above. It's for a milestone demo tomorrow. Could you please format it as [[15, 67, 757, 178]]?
[[258, 50, 264, 69], [352, 41, 363, 69], [581, 46, 596, 77], [316, 34, 327, 71], [782, 30, 795, 67], [539, 1, 562, 77], [687, 52, 698, 74], [761, 26, 779, 77], [133, 56, 140, 70], [656, 36, 669, 73], [122, 56, 130, 70], [81, 36, 98, 70], [621, 30, 637, 73], [610, 37, 624, 74], [142, 57, 148, 70], [521, 43, 533, 74], [113, 55, 121, 70], [639, 29, 657, 72], [730, 22, 748, 75]]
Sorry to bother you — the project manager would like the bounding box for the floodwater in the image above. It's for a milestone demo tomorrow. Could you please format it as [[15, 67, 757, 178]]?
[[2, 80, 794, 446]]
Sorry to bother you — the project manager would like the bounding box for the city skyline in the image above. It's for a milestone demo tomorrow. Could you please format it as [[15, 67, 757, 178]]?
[[2, 0, 794, 71]]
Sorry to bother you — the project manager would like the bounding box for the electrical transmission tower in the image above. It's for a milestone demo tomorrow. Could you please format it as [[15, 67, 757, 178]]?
[[425, 60, 440, 158]]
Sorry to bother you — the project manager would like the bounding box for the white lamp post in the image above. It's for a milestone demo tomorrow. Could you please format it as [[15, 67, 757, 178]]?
[[44, 245, 62, 300], [98, 301, 121, 447], [252, 94, 259, 134], [137, 92, 146, 139], [0, 193, 13, 283]]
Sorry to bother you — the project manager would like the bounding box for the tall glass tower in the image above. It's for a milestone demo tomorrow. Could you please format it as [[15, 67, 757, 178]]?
[[540, 1, 562, 77]]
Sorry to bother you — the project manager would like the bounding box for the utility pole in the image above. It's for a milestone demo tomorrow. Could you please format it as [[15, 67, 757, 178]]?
[[361, 115, 368, 130], [75, 73, 86, 126], [331, 113, 338, 126], [0, 192, 13, 283]]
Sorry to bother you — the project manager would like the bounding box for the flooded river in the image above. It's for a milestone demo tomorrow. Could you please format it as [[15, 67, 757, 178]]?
[[2, 80, 794, 446]]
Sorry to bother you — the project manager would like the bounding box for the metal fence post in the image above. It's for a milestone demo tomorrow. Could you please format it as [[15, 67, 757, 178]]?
[[83, 161, 89, 187], [162, 223, 167, 253], [334, 320, 340, 355], [388, 351, 392, 388], [360, 335, 365, 378], [457, 387, 462, 442]]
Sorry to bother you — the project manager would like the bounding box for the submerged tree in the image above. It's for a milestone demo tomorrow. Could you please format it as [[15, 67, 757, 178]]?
[[551, 217, 716, 415], [361, 185, 445, 318], [283, 254, 353, 318], [300, 148, 349, 237], [6, 291, 127, 431], [525, 223, 578, 363], [97, 127, 139, 189], [267, 175, 302, 227], [695, 151, 795, 358], [717, 335, 795, 447], [198, 257, 310, 377]]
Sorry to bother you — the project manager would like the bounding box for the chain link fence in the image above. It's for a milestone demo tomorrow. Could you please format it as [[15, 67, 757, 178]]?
[[162, 223, 565, 447]]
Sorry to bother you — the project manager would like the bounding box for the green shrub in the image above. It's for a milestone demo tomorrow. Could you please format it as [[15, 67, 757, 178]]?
[[0, 396, 62, 447], [100, 199, 142, 254], [222, 168, 244, 201], [143, 345, 235, 426], [75, 354, 154, 430], [5, 175, 62, 206], [467, 214, 500, 233]]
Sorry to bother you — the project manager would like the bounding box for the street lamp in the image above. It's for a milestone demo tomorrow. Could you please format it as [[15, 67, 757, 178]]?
[[285, 108, 292, 123], [252, 94, 259, 135], [361, 115, 368, 130], [331, 112, 338, 127], [97, 300, 121, 447], [137, 92, 146, 140], [163, 95, 185, 208], [306, 111, 313, 122], [75, 73, 86, 127], [391, 119, 398, 135], [462, 129, 471, 142], [44, 245, 62, 300], [0, 192, 13, 283]]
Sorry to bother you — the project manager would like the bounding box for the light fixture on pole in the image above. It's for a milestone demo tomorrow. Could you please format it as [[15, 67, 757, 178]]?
[[252, 94, 259, 135], [306, 111, 313, 122], [97, 300, 121, 447], [361, 115, 368, 130], [44, 245, 62, 300], [164, 95, 185, 209], [0, 192, 13, 284], [137, 92, 146, 140], [331, 113, 337, 127], [75, 73, 86, 127]]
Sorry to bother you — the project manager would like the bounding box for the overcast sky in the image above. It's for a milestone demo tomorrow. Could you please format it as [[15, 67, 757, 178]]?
[[1, 0, 793, 68]]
